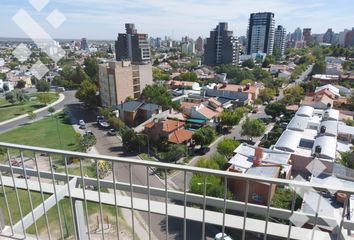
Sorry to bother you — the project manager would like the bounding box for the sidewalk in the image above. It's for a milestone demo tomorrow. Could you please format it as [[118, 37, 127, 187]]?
[[0, 93, 65, 126]]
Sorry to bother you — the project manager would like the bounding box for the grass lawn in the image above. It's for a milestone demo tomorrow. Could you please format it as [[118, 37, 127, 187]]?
[[0, 112, 81, 152], [0, 92, 59, 122]]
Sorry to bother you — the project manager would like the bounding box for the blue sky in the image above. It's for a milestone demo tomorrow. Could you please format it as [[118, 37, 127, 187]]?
[[1, 0, 353, 40]]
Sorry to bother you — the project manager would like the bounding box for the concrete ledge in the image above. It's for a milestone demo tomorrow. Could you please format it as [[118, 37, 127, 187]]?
[[0, 93, 65, 126]]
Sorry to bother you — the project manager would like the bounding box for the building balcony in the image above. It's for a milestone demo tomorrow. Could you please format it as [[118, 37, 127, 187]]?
[[0, 142, 352, 240]]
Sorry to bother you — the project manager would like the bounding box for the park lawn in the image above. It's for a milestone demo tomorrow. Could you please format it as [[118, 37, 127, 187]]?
[[0, 92, 59, 122], [0, 112, 81, 152]]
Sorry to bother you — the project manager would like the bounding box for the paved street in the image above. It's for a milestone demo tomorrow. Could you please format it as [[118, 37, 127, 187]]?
[[67, 105, 219, 239]]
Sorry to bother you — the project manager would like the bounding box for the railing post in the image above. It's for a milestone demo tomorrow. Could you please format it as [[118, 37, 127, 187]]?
[[72, 199, 89, 240]]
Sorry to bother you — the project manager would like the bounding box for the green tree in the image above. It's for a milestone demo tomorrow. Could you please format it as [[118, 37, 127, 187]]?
[[121, 128, 144, 152], [83, 57, 98, 83], [219, 108, 245, 128], [242, 59, 255, 69], [180, 72, 198, 82], [241, 118, 266, 140], [252, 67, 272, 81], [36, 80, 51, 92], [217, 139, 240, 158], [108, 117, 125, 133], [79, 133, 97, 151], [161, 144, 187, 163], [0, 73, 6, 80], [75, 80, 98, 108], [258, 88, 276, 102], [340, 151, 354, 169], [312, 60, 326, 75], [16, 80, 26, 89], [192, 126, 216, 147], [72, 66, 90, 84], [265, 102, 286, 120], [37, 93, 52, 105], [283, 85, 304, 104], [141, 85, 177, 110], [262, 55, 275, 68], [153, 69, 170, 81]]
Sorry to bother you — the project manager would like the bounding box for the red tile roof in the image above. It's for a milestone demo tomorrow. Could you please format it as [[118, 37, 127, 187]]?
[[168, 129, 193, 144]]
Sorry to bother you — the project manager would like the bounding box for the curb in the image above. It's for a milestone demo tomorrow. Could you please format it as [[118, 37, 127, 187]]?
[[0, 93, 65, 126]]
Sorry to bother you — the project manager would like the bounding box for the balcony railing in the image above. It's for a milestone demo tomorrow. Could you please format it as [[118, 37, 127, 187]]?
[[0, 142, 353, 240]]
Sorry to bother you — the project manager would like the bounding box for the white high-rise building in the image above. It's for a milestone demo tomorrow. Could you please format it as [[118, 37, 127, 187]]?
[[274, 25, 286, 58], [247, 12, 275, 55]]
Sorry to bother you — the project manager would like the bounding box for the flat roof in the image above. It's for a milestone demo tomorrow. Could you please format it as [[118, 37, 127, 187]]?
[[246, 166, 280, 178]]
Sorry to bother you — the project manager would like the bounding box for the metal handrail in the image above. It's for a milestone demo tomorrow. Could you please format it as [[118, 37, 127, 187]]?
[[1, 142, 354, 195]]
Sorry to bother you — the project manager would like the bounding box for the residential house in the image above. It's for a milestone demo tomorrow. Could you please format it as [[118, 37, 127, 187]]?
[[144, 119, 193, 144], [203, 83, 260, 105], [181, 98, 223, 126], [312, 74, 339, 84], [228, 144, 292, 205], [300, 94, 334, 109], [326, 64, 343, 76], [115, 101, 161, 127]]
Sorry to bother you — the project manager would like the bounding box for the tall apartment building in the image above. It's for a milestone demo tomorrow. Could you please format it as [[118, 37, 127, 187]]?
[[204, 22, 240, 66], [115, 23, 151, 64], [323, 28, 335, 44], [80, 38, 89, 51], [303, 28, 312, 45], [98, 61, 153, 107], [292, 27, 303, 43], [274, 25, 286, 59], [345, 28, 354, 47], [195, 36, 204, 52], [246, 12, 275, 55]]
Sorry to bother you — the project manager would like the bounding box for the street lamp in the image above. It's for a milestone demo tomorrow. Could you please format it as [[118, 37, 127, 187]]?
[[137, 133, 150, 157]]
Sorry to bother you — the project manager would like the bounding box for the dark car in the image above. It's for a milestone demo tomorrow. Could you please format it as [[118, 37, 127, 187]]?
[[107, 129, 117, 136]]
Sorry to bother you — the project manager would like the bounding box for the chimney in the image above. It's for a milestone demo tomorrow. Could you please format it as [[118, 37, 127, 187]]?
[[253, 147, 263, 166]]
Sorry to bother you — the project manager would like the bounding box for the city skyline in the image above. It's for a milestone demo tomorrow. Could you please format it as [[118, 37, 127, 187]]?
[[0, 0, 353, 40]]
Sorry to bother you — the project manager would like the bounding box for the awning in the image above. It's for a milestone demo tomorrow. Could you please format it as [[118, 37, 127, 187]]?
[[187, 118, 207, 124]]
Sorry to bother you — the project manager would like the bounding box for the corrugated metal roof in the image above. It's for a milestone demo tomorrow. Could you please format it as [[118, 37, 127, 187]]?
[[296, 106, 314, 117], [287, 115, 309, 132], [274, 130, 302, 152]]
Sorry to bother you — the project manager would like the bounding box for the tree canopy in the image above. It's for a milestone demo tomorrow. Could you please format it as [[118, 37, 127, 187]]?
[[265, 102, 286, 120], [242, 59, 255, 69], [258, 88, 276, 103], [141, 85, 177, 110], [217, 139, 240, 158], [75, 80, 98, 108], [36, 80, 51, 92], [192, 126, 216, 147], [241, 118, 266, 140]]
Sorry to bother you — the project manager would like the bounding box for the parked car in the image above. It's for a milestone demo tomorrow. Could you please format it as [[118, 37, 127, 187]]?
[[84, 130, 94, 136], [107, 129, 117, 136], [56, 87, 65, 92], [96, 115, 104, 124], [214, 233, 233, 240], [79, 120, 86, 129]]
